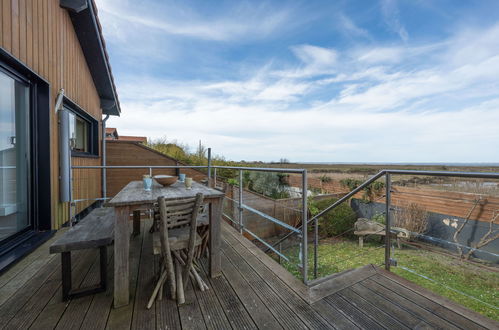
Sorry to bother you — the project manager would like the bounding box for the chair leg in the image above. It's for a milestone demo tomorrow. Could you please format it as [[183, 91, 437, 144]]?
[[174, 251, 207, 291], [147, 270, 168, 309], [175, 258, 185, 304]]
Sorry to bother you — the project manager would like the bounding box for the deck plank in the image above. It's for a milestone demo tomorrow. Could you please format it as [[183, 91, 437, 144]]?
[[0, 229, 62, 291], [376, 268, 497, 330], [54, 251, 102, 330], [221, 222, 309, 299], [0, 247, 59, 309], [0, 248, 78, 328], [362, 278, 461, 329], [8, 249, 91, 330], [154, 256, 182, 330], [130, 219, 156, 330], [310, 299, 360, 330], [0, 217, 496, 330], [177, 279, 207, 330], [222, 241, 308, 330], [349, 283, 433, 329], [193, 261, 233, 329], [106, 221, 146, 330], [337, 287, 410, 330], [372, 274, 487, 330], [80, 250, 115, 330], [219, 253, 282, 329], [223, 227, 334, 329], [200, 258, 257, 330], [324, 293, 385, 330]]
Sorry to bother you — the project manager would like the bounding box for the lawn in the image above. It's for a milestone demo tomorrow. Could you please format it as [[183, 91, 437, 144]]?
[[279, 239, 499, 321]]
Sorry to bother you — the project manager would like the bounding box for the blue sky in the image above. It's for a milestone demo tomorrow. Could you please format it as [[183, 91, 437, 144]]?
[[97, 0, 499, 162]]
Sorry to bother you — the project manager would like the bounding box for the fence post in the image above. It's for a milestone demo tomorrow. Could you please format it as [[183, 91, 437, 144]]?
[[302, 170, 308, 284], [385, 172, 391, 271], [214, 168, 217, 188], [239, 170, 243, 234]]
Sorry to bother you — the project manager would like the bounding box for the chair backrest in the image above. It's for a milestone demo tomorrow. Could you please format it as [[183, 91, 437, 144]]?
[[157, 193, 204, 229]]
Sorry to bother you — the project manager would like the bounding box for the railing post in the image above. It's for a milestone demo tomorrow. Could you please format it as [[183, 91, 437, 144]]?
[[385, 172, 391, 271], [302, 170, 308, 284], [239, 170, 243, 234], [149, 167, 152, 177], [314, 206, 318, 279], [214, 168, 217, 188], [207, 148, 212, 187]]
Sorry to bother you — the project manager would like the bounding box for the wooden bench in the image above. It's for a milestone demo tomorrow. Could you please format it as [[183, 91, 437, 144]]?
[[49, 207, 114, 301], [354, 228, 410, 249]]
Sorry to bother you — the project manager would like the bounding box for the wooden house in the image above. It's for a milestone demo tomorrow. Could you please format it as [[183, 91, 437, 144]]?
[[0, 0, 120, 270]]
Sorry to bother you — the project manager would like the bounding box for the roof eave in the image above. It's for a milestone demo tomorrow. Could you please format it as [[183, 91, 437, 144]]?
[[60, 0, 121, 116]]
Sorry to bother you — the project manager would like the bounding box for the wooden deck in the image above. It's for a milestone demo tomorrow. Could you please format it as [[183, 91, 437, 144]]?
[[0, 218, 496, 330]]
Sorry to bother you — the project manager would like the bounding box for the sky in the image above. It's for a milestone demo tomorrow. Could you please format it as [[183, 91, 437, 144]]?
[[96, 0, 499, 163]]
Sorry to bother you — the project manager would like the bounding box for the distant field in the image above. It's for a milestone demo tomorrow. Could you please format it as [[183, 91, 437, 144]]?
[[248, 162, 499, 174], [246, 162, 499, 195]]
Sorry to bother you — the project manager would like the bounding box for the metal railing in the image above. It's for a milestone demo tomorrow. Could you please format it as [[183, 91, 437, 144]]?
[[69, 157, 499, 287], [69, 162, 311, 284], [268, 169, 499, 281]]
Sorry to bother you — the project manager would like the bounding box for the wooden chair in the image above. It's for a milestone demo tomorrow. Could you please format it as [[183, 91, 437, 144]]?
[[147, 193, 208, 308], [150, 202, 210, 259]]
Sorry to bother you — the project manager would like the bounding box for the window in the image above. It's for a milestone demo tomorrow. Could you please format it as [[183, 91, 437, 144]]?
[[63, 98, 99, 157], [68, 112, 89, 153]]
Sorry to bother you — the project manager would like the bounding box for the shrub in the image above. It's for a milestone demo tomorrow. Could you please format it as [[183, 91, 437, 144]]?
[[247, 171, 290, 199], [394, 202, 428, 234], [371, 212, 386, 225], [319, 174, 332, 183], [312, 198, 357, 237], [340, 178, 385, 202]]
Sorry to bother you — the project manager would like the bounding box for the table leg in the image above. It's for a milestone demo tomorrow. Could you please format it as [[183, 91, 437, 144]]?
[[209, 197, 223, 278], [114, 205, 130, 308]]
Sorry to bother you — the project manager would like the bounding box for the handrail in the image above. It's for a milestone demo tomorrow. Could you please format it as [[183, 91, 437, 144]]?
[[309, 170, 386, 223], [266, 170, 386, 251], [72, 164, 306, 173], [266, 169, 499, 252]]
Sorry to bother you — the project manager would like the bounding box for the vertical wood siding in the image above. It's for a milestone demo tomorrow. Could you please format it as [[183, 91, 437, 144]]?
[[1, 0, 103, 229]]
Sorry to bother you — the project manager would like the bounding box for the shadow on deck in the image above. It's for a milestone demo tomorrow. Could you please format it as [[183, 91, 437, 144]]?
[[0, 218, 496, 329]]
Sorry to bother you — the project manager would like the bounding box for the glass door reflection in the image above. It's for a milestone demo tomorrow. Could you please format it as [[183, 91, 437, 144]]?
[[0, 70, 30, 242]]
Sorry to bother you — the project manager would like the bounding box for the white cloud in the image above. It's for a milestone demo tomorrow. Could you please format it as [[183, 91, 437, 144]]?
[[101, 2, 499, 162], [380, 0, 409, 42], [337, 14, 370, 39], [357, 47, 404, 63], [96, 0, 292, 42], [272, 45, 339, 79]]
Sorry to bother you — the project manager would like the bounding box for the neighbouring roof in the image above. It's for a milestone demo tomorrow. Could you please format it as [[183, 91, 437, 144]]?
[[105, 127, 146, 143], [118, 136, 148, 143], [105, 127, 118, 135], [60, 0, 121, 116]]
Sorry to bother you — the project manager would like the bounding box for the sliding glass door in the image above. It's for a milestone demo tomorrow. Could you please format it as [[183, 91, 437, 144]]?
[[0, 69, 30, 242]]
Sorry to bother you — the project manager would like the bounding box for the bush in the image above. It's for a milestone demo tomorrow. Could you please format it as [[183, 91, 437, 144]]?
[[371, 212, 386, 225], [394, 202, 428, 234], [247, 171, 290, 199], [312, 198, 357, 237]]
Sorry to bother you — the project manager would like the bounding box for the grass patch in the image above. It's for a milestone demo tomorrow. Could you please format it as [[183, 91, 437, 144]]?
[[279, 239, 499, 321]]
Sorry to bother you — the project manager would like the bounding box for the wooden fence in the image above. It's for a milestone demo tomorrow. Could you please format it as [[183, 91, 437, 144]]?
[[289, 175, 499, 224]]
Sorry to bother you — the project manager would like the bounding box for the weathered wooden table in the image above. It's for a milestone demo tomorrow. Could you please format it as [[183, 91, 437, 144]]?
[[107, 180, 225, 308]]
